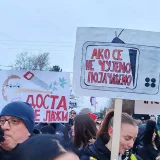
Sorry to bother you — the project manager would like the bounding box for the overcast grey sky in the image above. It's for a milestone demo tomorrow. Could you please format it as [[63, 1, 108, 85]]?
[[0, 0, 159, 72], [0, 0, 159, 110]]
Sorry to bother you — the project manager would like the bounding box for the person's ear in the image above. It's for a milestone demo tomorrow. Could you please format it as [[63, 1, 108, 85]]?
[[108, 127, 113, 137]]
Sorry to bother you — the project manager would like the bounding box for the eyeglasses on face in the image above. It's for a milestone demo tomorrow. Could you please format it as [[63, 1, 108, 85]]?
[[0, 118, 21, 126]]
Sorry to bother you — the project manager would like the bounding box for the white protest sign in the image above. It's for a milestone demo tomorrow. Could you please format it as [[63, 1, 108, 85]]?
[[73, 27, 160, 101], [135, 101, 160, 115], [0, 70, 70, 123]]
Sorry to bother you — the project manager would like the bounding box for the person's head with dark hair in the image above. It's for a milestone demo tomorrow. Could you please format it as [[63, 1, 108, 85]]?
[[150, 115, 157, 123], [70, 110, 77, 119], [40, 125, 56, 134], [143, 120, 160, 148], [97, 109, 138, 154], [16, 134, 79, 160], [72, 114, 97, 148]]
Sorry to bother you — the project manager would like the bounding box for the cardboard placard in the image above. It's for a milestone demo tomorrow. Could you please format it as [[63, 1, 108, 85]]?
[[73, 27, 160, 101], [135, 101, 160, 115], [0, 70, 70, 123]]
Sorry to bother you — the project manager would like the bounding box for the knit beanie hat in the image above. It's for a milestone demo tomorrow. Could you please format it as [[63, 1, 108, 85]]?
[[0, 101, 35, 134]]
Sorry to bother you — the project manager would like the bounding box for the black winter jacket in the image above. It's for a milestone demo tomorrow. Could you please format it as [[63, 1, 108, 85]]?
[[0, 145, 20, 160], [138, 144, 160, 160], [0, 134, 39, 160], [80, 137, 143, 160]]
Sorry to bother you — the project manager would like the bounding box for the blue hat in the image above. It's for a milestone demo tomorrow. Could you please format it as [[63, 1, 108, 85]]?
[[0, 102, 34, 134]]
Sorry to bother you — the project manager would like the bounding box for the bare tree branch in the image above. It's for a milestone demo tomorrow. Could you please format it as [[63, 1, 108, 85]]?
[[13, 52, 50, 71]]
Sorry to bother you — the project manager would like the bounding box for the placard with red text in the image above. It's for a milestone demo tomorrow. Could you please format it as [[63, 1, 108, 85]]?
[[73, 27, 160, 101], [0, 70, 70, 123]]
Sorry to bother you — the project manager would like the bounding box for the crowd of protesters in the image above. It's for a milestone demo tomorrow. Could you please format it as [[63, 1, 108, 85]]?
[[0, 101, 160, 160]]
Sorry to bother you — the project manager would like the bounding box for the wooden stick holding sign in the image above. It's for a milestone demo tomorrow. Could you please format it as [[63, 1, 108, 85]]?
[[111, 99, 122, 160]]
